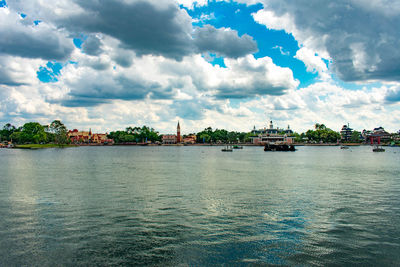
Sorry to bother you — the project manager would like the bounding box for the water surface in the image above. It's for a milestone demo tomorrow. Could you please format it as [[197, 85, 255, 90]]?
[[1, 146, 399, 265]]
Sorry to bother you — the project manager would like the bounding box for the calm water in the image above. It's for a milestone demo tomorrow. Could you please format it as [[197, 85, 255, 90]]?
[[1, 146, 399, 266]]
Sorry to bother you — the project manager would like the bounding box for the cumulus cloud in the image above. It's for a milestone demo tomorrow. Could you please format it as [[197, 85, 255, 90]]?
[[158, 54, 297, 99], [55, 47, 296, 107], [81, 35, 103, 56], [253, 0, 400, 83], [244, 81, 400, 132], [193, 25, 258, 58], [7, 0, 258, 61], [294, 47, 330, 80], [385, 85, 400, 103], [3, 0, 399, 134], [0, 55, 43, 86], [0, 8, 74, 61], [213, 55, 298, 98]]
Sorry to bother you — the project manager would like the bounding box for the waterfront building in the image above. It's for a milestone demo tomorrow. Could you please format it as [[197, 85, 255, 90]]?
[[92, 133, 109, 144], [340, 123, 353, 141], [177, 121, 181, 143], [68, 129, 91, 143], [250, 121, 294, 145], [162, 134, 177, 144], [162, 121, 183, 144], [372, 127, 391, 142], [183, 134, 196, 144], [68, 129, 113, 144], [362, 127, 392, 143]]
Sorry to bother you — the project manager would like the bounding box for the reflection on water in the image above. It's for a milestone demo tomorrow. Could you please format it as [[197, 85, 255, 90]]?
[[1, 146, 400, 265]]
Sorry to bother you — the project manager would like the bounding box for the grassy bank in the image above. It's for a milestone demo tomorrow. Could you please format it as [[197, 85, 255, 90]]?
[[15, 144, 77, 149]]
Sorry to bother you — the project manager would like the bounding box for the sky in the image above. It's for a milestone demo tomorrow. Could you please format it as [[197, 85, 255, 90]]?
[[0, 0, 400, 134]]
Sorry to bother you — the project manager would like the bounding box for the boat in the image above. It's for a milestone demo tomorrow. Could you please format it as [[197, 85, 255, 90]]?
[[340, 145, 350, 149], [221, 145, 233, 152], [232, 145, 243, 149], [372, 145, 385, 152], [264, 143, 295, 152], [369, 135, 385, 152]]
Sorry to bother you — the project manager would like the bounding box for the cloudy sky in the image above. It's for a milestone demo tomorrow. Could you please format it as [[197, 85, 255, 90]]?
[[1, 0, 399, 134]]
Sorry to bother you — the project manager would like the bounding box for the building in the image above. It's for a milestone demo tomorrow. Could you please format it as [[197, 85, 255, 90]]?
[[68, 129, 113, 144], [68, 129, 91, 143], [92, 133, 109, 144], [183, 134, 196, 144], [162, 121, 183, 144], [177, 121, 181, 143], [362, 127, 392, 144], [340, 123, 353, 141], [372, 127, 391, 142], [162, 134, 177, 144], [250, 121, 294, 145]]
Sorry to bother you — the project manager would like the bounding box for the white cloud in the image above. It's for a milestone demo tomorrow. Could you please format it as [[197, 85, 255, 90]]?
[[0, 55, 44, 86], [253, 0, 400, 82], [294, 47, 330, 81], [1, 0, 399, 135], [0, 7, 74, 61], [243, 81, 400, 132]]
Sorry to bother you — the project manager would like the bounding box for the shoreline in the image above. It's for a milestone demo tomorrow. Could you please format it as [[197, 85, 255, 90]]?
[[5, 142, 398, 149]]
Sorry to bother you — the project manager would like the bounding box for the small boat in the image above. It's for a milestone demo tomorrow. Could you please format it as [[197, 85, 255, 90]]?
[[232, 145, 243, 149], [373, 145, 385, 152], [221, 145, 233, 152], [370, 135, 385, 152], [340, 145, 350, 149]]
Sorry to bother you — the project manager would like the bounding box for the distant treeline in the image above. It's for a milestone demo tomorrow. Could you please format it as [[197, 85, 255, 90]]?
[[195, 127, 252, 143], [108, 126, 161, 143], [107, 126, 252, 144], [1, 121, 391, 145], [0, 121, 68, 145]]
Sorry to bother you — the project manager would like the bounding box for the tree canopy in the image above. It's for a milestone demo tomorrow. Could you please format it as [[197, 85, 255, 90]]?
[[196, 127, 250, 143], [50, 120, 69, 145], [108, 126, 161, 144]]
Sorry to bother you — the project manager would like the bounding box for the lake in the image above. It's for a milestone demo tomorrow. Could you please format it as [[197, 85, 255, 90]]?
[[1, 145, 399, 266]]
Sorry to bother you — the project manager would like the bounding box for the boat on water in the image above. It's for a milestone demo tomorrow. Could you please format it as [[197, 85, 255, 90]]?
[[221, 145, 233, 152], [340, 145, 350, 149], [369, 135, 385, 152], [373, 145, 385, 152], [232, 145, 243, 149], [264, 143, 295, 152]]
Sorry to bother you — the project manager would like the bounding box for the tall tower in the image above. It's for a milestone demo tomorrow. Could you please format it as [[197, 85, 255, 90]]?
[[177, 121, 181, 143]]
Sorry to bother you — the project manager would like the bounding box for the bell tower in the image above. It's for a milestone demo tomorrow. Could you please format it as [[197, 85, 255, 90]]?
[[177, 121, 181, 143]]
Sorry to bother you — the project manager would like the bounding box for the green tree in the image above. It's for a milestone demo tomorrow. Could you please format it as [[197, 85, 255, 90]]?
[[305, 124, 340, 143], [109, 125, 161, 144], [10, 131, 22, 143], [18, 122, 47, 144], [350, 131, 361, 143], [50, 120, 69, 145], [0, 123, 17, 141]]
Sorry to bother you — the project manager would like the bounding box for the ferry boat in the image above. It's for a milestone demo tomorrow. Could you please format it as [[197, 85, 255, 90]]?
[[264, 143, 295, 152], [221, 145, 233, 152], [372, 145, 385, 152]]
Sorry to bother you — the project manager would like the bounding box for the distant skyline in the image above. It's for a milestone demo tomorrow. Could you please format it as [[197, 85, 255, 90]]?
[[1, 0, 399, 134]]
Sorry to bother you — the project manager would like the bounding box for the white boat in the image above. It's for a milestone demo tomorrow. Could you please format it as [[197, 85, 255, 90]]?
[[221, 145, 233, 152]]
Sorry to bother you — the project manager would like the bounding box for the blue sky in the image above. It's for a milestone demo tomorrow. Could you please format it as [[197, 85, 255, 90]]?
[[186, 1, 319, 88], [0, 0, 399, 133]]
